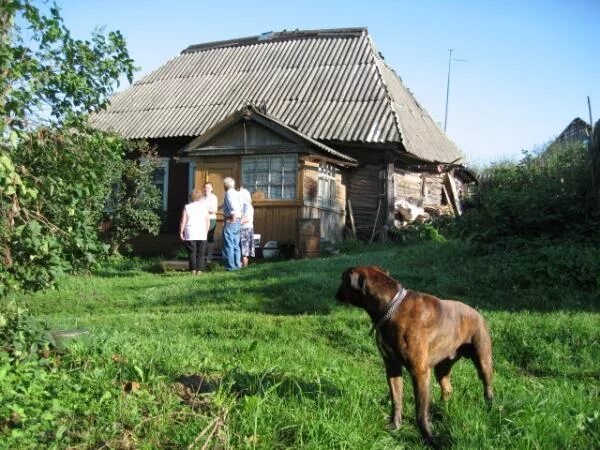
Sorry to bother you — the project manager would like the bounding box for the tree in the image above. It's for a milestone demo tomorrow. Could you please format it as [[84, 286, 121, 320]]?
[[0, 1, 158, 296]]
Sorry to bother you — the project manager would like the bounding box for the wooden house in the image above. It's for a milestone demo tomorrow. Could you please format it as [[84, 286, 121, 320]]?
[[546, 117, 592, 154], [91, 28, 472, 253]]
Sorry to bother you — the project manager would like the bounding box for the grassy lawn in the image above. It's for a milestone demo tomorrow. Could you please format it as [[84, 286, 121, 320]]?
[[3, 241, 599, 449]]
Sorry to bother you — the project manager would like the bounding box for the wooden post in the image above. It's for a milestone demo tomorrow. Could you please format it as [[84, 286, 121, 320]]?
[[347, 199, 357, 239], [444, 172, 462, 216], [385, 152, 396, 227], [369, 199, 382, 244]]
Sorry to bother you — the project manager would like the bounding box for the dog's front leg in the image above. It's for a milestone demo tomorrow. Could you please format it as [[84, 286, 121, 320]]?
[[385, 359, 404, 429]]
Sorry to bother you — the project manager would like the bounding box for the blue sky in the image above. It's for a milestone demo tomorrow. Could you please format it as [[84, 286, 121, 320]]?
[[44, 0, 599, 165]]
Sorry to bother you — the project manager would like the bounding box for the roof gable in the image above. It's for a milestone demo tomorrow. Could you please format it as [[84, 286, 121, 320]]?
[[183, 105, 357, 165]]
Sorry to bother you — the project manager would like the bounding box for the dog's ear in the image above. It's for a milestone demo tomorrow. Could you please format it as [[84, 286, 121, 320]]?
[[349, 269, 367, 295]]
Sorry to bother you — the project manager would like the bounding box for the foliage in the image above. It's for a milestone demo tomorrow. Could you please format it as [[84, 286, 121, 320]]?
[[0, 301, 54, 363], [454, 143, 598, 244], [4, 241, 598, 448], [0, 302, 63, 442], [390, 221, 448, 243], [6, 127, 123, 282], [0, 1, 160, 296], [0, 0, 134, 132], [1, 125, 162, 296], [590, 120, 600, 208], [103, 141, 162, 255]]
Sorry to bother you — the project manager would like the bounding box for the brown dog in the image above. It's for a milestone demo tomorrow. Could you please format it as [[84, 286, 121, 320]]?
[[336, 266, 493, 444]]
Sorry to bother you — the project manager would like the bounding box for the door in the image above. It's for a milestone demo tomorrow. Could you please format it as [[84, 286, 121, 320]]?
[[194, 162, 238, 250]]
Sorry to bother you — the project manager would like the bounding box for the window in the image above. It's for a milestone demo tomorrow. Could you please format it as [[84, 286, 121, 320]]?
[[188, 161, 196, 194], [242, 155, 297, 200], [153, 158, 169, 211], [317, 163, 337, 208]]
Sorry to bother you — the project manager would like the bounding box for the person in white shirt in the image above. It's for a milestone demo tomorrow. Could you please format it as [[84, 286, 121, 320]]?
[[203, 181, 218, 263], [179, 189, 210, 274], [239, 187, 255, 268]]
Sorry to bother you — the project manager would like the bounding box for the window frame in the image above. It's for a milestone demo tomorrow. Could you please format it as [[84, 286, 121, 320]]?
[[188, 161, 196, 194], [241, 154, 298, 201], [317, 162, 338, 209], [153, 157, 169, 212]]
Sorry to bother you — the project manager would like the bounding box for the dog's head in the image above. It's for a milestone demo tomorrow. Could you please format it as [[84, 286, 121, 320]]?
[[336, 266, 395, 310]]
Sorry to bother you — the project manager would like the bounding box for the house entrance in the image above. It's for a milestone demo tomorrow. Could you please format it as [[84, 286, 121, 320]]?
[[193, 161, 239, 251]]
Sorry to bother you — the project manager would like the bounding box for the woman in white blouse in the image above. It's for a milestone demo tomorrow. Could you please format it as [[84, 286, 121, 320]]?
[[179, 189, 210, 274]]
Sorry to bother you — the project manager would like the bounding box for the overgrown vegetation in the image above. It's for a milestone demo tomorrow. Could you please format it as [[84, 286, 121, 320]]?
[[453, 142, 598, 244], [0, 1, 160, 296]]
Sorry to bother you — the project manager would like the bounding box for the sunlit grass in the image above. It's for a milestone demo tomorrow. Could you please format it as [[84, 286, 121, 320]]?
[[4, 240, 599, 449]]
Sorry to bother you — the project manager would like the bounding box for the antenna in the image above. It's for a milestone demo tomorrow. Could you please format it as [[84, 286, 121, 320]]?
[[444, 49, 467, 133]]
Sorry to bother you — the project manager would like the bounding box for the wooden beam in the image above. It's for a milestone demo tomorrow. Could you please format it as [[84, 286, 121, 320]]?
[[369, 199, 382, 244], [385, 152, 396, 226], [347, 199, 357, 239]]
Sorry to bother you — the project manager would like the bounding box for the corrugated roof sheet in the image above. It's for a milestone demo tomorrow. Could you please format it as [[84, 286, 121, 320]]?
[[91, 28, 464, 163]]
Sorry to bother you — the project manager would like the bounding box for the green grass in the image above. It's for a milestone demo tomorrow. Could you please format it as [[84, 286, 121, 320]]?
[[2, 240, 599, 449]]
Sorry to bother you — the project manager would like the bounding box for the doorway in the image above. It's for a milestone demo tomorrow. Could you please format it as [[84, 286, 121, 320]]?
[[193, 159, 240, 250]]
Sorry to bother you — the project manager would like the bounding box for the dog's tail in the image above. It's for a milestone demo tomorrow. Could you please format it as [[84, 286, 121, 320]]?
[[472, 318, 494, 404]]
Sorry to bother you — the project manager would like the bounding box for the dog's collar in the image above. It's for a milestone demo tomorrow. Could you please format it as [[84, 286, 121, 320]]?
[[371, 285, 408, 333]]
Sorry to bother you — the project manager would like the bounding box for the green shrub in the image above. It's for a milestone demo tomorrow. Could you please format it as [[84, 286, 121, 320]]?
[[0, 302, 55, 364], [0, 1, 153, 297], [455, 143, 597, 244], [391, 221, 448, 243], [2, 127, 161, 296]]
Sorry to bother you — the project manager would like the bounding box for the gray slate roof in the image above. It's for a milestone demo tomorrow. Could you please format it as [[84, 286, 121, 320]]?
[[91, 28, 464, 163]]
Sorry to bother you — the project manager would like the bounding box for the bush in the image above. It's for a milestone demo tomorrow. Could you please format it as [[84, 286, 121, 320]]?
[[0, 302, 55, 364], [455, 143, 597, 244], [0, 304, 59, 441], [1, 127, 161, 296], [390, 221, 448, 243], [1, 1, 140, 296]]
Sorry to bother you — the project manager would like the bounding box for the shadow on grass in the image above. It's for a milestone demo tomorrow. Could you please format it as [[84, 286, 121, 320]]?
[[172, 368, 343, 403], [90, 239, 599, 315], [222, 368, 343, 400], [94, 270, 144, 278], [138, 267, 341, 316]]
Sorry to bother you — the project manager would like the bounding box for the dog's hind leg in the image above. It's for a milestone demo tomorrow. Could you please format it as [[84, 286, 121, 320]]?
[[434, 359, 455, 401], [410, 365, 434, 444], [472, 324, 494, 404]]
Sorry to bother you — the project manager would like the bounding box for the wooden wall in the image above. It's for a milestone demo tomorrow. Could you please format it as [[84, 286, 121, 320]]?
[[148, 137, 194, 233], [253, 203, 302, 244], [301, 159, 346, 242], [394, 170, 445, 207], [206, 121, 290, 147], [345, 163, 385, 239]]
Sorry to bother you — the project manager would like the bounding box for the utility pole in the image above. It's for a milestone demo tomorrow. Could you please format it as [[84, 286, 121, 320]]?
[[443, 49, 467, 133]]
